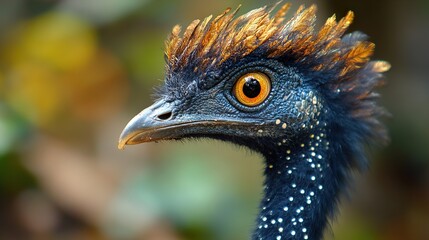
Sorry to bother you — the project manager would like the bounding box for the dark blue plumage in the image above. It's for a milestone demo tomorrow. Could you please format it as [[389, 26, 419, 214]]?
[[119, 3, 389, 240]]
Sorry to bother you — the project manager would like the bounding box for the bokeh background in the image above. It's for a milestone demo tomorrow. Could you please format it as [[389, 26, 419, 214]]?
[[0, 0, 428, 239]]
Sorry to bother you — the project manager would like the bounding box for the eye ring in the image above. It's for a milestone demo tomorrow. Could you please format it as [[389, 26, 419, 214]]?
[[233, 72, 271, 107]]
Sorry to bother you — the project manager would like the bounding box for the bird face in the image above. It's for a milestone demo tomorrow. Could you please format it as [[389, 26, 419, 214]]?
[[118, 3, 388, 153], [119, 58, 323, 152]]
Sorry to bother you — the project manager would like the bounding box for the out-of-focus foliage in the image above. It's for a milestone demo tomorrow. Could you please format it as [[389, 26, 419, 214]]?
[[2, 10, 127, 127], [0, 0, 428, 240]]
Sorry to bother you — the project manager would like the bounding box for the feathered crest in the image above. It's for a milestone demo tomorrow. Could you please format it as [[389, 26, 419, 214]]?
[[164, 3, 390, 77]]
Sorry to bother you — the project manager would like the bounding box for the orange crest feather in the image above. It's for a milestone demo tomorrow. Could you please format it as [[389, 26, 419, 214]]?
[[164, 3, 390, 77]]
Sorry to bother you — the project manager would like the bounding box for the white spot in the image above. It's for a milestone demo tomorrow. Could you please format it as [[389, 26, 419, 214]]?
[[289, 197, 294, 201], [278, 218, 283, 223], [299, 218, 303, 223], [282, 123, 287, 129], [283, 207, 289, 211], [262, 217, 267, 221], [271, 219, 276, 224], [311, 176, 316, 181], [302, 228, 307, 233], [277, 236, 281, 240], [304, 234, 309, 239], [276, 119, 281, 125], [291, 230, 296, 236], [279, 227, 284, 233], [300, 189, 305, 194], [319, 185, 323, 190]]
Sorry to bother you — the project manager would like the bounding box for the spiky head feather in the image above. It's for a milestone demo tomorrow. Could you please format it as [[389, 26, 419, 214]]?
[[165, 3, 390, 75]]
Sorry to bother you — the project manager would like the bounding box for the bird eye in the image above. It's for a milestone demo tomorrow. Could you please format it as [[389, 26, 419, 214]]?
[[233, 72, 271, 107]]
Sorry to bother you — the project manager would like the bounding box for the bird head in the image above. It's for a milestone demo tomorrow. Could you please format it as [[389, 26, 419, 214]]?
[[119, 3, 389, 158]]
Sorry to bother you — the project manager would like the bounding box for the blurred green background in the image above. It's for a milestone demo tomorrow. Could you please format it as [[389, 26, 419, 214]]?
[[0, 0, 428, 239]]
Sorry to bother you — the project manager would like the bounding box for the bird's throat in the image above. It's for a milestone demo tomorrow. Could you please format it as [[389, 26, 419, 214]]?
[[253, 128, 342, 240]]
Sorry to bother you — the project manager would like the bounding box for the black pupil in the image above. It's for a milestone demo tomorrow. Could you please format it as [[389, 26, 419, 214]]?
[[242, 77, 261, 98]]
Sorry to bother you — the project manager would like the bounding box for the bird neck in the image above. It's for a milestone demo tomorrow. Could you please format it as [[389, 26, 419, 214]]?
[[253, 126, 344, 240]]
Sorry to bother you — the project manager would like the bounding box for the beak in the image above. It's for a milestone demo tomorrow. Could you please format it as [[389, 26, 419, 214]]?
[[118, 100, 269, 150], [118, 100, 176, 149]]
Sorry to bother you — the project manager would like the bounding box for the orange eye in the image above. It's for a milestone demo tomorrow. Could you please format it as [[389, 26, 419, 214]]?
[[233, 72, 271, 107]]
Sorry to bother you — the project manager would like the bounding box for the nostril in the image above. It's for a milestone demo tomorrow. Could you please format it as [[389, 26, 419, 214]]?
[[156, 111, 172, 120]]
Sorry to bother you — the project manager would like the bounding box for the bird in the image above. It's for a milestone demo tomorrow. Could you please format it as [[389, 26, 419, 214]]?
[[118, 3, 390, 240]]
